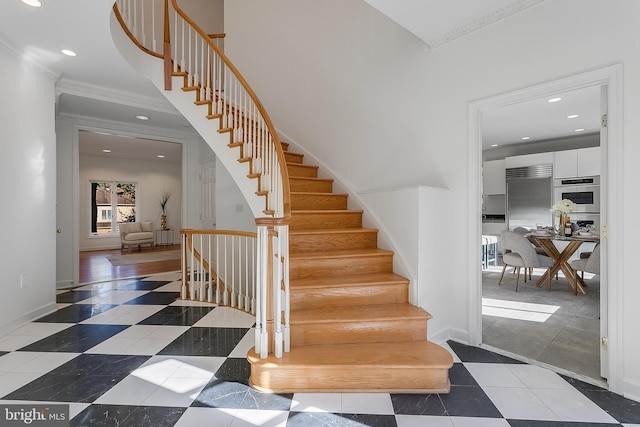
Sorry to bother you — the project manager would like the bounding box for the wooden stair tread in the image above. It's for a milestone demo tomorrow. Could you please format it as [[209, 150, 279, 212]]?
[[290, 227, 377, 236], [249, 341, 452, 369], [291, 303, 432, 323], [290, 272, 409, 288], [290, 247, 393, 260], [290, 177, 334, 183], [292, 209, 363, 214], [291, 191, 348, 196]]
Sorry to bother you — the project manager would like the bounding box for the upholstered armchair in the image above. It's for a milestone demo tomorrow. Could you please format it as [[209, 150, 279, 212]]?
[[119, 221, 155, 252]]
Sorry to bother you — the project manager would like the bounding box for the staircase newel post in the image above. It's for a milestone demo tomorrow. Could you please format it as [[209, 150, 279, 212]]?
[[163, 0, 172, 90]]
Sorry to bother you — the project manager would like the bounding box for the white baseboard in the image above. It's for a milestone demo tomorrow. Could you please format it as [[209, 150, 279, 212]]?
[[0, 302, 57, 336]]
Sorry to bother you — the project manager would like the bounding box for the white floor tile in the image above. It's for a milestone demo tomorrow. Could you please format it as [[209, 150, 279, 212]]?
[[481, 387, 559, 421], [142, 376, 210, 407], [85, 337, 143, 355], [155, 281, 182, 292], [465, 363, 526, 387], [76, 290, 148, 305], [7, 322, 74, 337], [170, 299, 218, 307], [174, 407, 238, 427], [2, 352, 78, 373], [85, 325, 188, 355], [506, 364, 573, 389], [230, 409, 288, 427], [341, 393, 394, 415], [228, 329, 255, 358], [136, 355, 224, 380], [531, 388, 618, 423], [194, 307, 255, 328], [0, 372, 43, 396], [290, 393, 342, 413], [450, 417, 511, 427], [80, 305, 165, 324], [94, 375, 159, 405], [439, 342, 462, 363], [395, 415, 454, 427]]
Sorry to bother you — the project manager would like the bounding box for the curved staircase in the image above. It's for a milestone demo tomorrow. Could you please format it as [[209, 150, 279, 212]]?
[[248, 144, 453, 393], [111, 0, 452, 393]]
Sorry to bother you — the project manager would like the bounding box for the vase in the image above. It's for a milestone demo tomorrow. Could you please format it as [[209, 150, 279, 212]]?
[[161, 214, 167, 230], [558, 213, 568, 236]]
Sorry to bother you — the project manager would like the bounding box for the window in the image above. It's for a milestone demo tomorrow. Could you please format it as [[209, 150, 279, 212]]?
[[90, 181, 137, 235]]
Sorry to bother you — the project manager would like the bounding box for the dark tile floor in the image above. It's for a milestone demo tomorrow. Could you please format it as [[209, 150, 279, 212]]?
[[0, 272, 638, 426]]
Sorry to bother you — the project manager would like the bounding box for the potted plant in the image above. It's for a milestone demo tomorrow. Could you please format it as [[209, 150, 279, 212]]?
[[160, 190, 171, 230]]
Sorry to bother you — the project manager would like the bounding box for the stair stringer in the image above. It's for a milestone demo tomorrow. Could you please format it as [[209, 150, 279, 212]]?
[[109, 12, 265, 218]]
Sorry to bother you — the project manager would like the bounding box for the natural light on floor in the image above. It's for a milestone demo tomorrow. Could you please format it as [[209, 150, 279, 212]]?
[[482, 298, 560, 322]]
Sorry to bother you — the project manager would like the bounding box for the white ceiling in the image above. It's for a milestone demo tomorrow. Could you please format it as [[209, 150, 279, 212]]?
[[0, 0, 600, 159]]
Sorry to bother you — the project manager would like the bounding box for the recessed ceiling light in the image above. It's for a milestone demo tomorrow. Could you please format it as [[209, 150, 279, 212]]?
[[521, 136, 531, 140], [21, 0, 41, 7], [136, 115, 150, 120], [547, 97, 562, 103], [157, 155, 165, 158], [61, 49, 76, 57], [574, 128, 585, 132], [567, 114, 579, 119], [102, 149, 111, 153], [490, 144, 499, 147]]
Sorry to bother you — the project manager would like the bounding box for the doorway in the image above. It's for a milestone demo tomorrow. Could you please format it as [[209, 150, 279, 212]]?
[[467, 65, 624, 393]]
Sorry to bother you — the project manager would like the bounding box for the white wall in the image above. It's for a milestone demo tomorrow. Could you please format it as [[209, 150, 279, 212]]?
[[225, 0, 640, 399], [79, 151, 181, 251], [215, 157, 255, 232], [0, 43, 58, 331]]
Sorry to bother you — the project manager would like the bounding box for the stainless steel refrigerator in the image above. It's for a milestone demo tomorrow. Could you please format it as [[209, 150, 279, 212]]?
[[506, 164, 553, 230]]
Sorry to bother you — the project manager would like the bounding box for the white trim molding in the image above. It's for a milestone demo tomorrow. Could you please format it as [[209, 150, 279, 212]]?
[[467, 63, 624, 395]]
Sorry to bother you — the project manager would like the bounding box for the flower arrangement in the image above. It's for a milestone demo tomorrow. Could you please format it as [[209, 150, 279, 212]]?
[[159, 190, 171, 213], [549, 199, 577, 216]]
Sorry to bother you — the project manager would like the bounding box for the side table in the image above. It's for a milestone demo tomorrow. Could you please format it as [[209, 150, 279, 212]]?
[[155, 229, 174, 246]]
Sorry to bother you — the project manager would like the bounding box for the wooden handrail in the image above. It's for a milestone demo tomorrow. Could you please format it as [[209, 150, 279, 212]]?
[[112, 3, 163, 58], [169, 0, 291, 219]]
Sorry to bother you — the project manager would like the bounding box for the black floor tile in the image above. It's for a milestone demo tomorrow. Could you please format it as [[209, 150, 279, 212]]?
[[56, 290, 104, 303], [35, 304, 118, 323], [17, 325, 130, 353], [391, 393, 446, 416], [561, 375, 640, 423], [447, 340, 505, 363], [0, 351, 8, 357], [448, 363, 479, 386], [4, 354, 149, 403], [507, 421, 623, 427], [439, 385, 503, 418], [118, 280, 173, 291], [191, 379, 251, 408], [137, 305, 215, 326], [287, 412, 398, 427], [158, 327, 248, 356], [123, 292, 180, 305], [50, 354, 150, 376], [214, 357, 251, 382], [241, 388, 293, 410], [71, 404, 185, 427]]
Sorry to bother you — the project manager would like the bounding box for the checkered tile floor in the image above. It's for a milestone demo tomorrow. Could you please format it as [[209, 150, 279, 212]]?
[[1, 271, 639, 426]]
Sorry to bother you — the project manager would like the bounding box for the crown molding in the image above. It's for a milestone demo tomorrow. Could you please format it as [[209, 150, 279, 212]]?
[[57, 112, 198, 140], [55, 78, 180, 115], [0, 35, 59, 82], [427, 0, 547, 49]]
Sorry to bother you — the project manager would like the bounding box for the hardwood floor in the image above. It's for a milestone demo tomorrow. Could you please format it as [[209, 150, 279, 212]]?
[[79, 244, 181, 284]]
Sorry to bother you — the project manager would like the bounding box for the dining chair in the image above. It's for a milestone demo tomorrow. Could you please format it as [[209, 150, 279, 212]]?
[[569, 243, 600, 295], [499, 230, 554, 291]]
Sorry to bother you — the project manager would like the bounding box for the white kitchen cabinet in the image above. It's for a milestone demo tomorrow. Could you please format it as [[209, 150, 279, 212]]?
[[504, 152, 554, 169], [554, 149, 578, 178], [482, 159, 506, 195], [577, 146, 600, 177], [553, 147, 600, 178]]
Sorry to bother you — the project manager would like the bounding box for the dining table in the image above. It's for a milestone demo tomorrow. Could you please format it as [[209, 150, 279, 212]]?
[[529, 231, 600, 294]]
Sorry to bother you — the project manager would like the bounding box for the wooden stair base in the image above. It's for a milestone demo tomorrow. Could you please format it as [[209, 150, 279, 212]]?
[[248, 341, 452, 393]]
